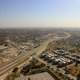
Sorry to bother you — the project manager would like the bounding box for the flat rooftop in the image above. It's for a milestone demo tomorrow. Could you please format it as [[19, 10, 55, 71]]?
[[17, 72, 55, 80]]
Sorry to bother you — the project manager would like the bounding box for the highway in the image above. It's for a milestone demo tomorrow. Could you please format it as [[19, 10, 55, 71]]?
[[0, 32, 71, 79]]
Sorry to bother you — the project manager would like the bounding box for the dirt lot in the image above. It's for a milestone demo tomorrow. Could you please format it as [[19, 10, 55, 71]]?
[[67, 65, 80, 76]]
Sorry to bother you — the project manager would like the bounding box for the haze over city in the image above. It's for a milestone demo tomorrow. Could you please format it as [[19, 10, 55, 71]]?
[[0, 0, 80, 28], [0, 0, 80, 80]]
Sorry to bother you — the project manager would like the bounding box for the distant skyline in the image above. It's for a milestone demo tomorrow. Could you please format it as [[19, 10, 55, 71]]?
[[0, 0, 80, 28]]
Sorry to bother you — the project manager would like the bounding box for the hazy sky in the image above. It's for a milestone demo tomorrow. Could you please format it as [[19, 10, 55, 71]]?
[[0, 0, 80, 28]]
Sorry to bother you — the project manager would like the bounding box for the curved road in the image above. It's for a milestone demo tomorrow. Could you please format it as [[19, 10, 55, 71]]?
[[0, 32, 71, 79]]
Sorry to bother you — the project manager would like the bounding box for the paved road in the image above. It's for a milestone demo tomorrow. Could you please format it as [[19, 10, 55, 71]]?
[[0, 32, 71, 79]]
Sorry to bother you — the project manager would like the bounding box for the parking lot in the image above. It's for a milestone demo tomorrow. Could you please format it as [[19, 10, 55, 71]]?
[[40, 52, 73, 68]]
